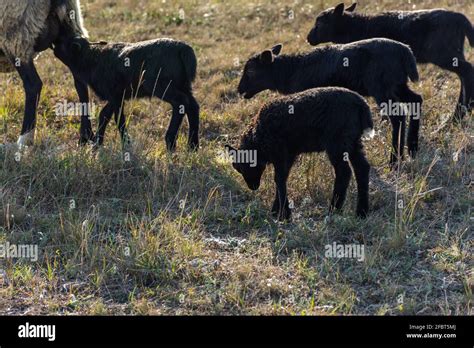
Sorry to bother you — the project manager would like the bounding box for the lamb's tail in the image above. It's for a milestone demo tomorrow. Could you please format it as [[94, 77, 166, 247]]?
[[358, 99, 375, 140], [180, 44, 198, 87], [461, 15, 474, 47], [401, 45, 419, 82], [54, 0, 89, 38]]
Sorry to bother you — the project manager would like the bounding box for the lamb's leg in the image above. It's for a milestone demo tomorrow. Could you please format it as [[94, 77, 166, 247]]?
[[455, 78, 466, 119], [271, 191, 280, 215], [114, 107, 131, 147], [375, 94, 403, 167], [349, 144, 370, 218], [462, 61, 474, 116], [397, 84, 423, 159], [73, 77, 95, 145], [273, 160, 292, 221], [162, 89, 188, 152], [452, 62, 474, 121], [95, 102, 115, 147], [328, 152, 352, 215], [434, 54, 473, 121], [15, 61, 43, 148], [185, 93, 200, 151]]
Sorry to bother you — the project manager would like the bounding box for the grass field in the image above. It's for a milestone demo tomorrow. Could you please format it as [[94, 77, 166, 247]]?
[[0, 0, 472, 315]]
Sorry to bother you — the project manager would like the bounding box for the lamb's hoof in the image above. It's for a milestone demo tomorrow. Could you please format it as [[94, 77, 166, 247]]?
[[122, 139, 136, 163], [356, 208, 368, 219], [452, 104, 469, 123], [272, 208, 292, 222], [188, 142, 199, 152], [166, 143, 177, 153], [79, 133, 96, 146], [408, 144, 418, 159], [389, 162, 398, 171], [122, 139, 133, 152], [389, 157, 403, 171]]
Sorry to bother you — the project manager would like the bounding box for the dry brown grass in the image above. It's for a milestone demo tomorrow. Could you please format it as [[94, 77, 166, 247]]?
[[0, 0, 472, 315]]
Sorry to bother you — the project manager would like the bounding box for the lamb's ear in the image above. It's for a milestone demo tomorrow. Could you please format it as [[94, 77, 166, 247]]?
[[271, 44, 283, 56], [346, 3, 357, 12], [260, 50, 274, 64], [334, 3, 345, 16]]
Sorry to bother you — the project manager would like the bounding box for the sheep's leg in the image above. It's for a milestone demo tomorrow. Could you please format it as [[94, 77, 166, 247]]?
[[435, 55, 473, 121], [95, 102, 115, 147], [328, 152, 352, 215], [271, 191, 280, 215], [166, 107, 185, 152], [461, 62, 474, 115], [114, 107, 131, 147], [273, 160, 292, 221], [397, 84, 423, 159], [73, 77, 95, 145], [163, 89, 188, 151], [15, 61, 43, 148], [349, 144, 370, 218], [375, 95, 402, 167], [455, 77, 466, 120], [185, 93, 200, 151], [452, 62, 474, 121]]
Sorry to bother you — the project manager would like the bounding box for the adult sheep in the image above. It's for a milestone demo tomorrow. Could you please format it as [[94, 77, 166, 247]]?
[[0, 0, 94, 148]]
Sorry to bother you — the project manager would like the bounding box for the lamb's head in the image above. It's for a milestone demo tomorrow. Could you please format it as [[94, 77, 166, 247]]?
[[53, 37, 90, 67], [307, 3, 357, 46], [225, 143, 266, 191], [237, 44, 282, 99]]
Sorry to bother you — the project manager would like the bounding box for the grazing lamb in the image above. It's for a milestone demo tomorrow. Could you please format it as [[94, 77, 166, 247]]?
[[238, 41, 422, 167], [226, 87, 374, 221], [53, 37, 200, 151], [307, 3, 474, 120], [0, 0, 94, 147]]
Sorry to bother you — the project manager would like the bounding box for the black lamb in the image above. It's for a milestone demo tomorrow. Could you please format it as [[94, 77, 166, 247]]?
[[53, 37, 199, 151], [307, 2, 474, 120], [226, 87, 374, 221], [237, 40, 422, 167]]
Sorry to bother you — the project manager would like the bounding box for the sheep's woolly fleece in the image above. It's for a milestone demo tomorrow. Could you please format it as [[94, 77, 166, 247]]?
[[0, 0, 88, 71]]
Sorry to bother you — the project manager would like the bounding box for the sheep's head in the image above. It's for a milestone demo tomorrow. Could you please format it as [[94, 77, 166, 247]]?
[[53, 37, 89, 67], [237, 44, 282, 99], [225, 144, 266, 191], [307, 3, 357, 46]]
